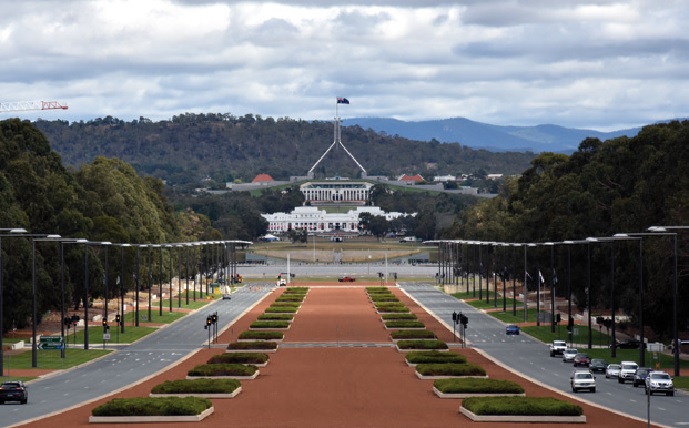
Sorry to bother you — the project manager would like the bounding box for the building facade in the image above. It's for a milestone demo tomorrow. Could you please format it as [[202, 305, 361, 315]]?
[[300, 181, 373, 205], [262, 206, 408, 234]]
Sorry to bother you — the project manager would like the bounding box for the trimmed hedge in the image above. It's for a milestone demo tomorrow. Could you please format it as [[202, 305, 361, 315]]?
[[250, 321, 290, 329], [284, 287, 309, 293], [390, 329, 435, 339], [385, 320, 425, 329], [269, 302, 301, 307], [374, 302, 407, 309], [434, 378, 522, 394], [92, 397, 211, 417], [381, 313, 417, 320], [462, 396, 583, 417], [397, 339, 448, 350], [227, 341, 277, 350], [416, 363, 486, 377], [207, 353, 269, 365], [265, 306, 297, 313], [405, 351, 467, 365], [370, 295, 400, 303], [275, 296, 304, 303], [151, 378, 240, 394], [366, 287, 389, 293], [238, 331, 284, 340], [257, 313, 294, 321], [188, 363, 257, 377], [376, 306, 410, 313]]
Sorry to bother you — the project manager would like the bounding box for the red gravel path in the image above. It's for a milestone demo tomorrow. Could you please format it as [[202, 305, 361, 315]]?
[[17, 284, 657, 427]]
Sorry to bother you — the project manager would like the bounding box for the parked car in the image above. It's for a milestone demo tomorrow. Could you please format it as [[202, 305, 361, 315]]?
[[0, 380, 28, 404], [633, 367, 652, 387], [505, 324, 520, 335], [573, 353, 591, 367], [563, 348, 578, 363], [605, 363, 621, 379], [618, 360, 639, 384], [589, 358, 608, 374], [645, 370, 675, 396], [337, 276, 356, 282], [613, 338, 646, 349], [570, 369, 596, 393]]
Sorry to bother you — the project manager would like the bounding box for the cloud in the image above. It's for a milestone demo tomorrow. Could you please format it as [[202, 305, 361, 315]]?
[[1, 0, 688, 131]]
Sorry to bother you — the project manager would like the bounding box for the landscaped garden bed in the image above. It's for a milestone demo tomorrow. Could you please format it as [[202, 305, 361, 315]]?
[[405, 350, 467, 366], [187, 363, 258, 379], [150, 378, 241, 398], [257, 313, 294, 321], [237, 331, 284, 342], [264, 306, 298, 314], [366, 287, 390, 293], [459, 396, 585, 423], [90, 397, 213, 423], [396, 339, 448, 351], [416, 363, 486, 379], [433, 378, 523, 397], [226, 341, 277, 353], [381, 313, 417, 320], [385, 320, 426, 329], [269, 301, 301, 307], [283, 287, 309, 294], [250, 320, 290, 330], [375, 304, 410, 314], [275, 296, 305, 303], [207, 352, 269, 366], [390, 329, 436, 341], [370, 295, 400, 303]]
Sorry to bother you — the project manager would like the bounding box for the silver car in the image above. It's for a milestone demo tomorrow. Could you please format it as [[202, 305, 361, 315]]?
[[606, 363, 621, 379], [563, 348, 578, 363]]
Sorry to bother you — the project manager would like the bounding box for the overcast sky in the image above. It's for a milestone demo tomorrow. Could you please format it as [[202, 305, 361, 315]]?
[[1, 0, 687, 131]]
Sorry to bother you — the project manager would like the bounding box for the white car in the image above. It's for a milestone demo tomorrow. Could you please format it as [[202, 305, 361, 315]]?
[[618, 360, 638, 384], [563, 348, 578, 363], [605, 363, 621, 379], [570, 369, 596, 393], [645, 371, 675, 396]]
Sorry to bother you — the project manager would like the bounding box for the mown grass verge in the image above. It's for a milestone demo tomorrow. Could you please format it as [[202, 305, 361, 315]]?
[[151, 379, 240, 394], [381, 313, 417, 320], [462, 396, 582, 416], [257, 313, 294, 321], [434, 378, 523, 394]]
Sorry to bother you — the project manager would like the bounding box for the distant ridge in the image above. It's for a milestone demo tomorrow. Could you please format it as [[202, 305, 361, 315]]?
[[342, 117, 641, 153]]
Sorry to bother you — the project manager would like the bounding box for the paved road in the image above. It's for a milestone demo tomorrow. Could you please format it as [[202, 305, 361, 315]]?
[[399, 282, 687, 428], [1, 285, 273, 428]]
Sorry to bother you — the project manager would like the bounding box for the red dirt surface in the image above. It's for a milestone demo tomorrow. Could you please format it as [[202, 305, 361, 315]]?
[[18, 283, 658, 427]]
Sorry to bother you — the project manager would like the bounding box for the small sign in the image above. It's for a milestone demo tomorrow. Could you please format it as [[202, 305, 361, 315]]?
[[573, 328, 579, 336], [103, 333, 111, 340], [39, 336, 63, 349]]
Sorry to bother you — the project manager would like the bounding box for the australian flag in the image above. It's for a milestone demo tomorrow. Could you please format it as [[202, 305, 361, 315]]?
[[336, 97, 349, 104]]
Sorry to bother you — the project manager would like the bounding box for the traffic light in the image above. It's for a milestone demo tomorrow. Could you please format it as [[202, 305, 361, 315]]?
[[452, 311, 457, 322], [102, 318, 108, 327], [205, 316, 212, 329], [211, 313, 218, 324], [115, 314, 121, 325], [555, 313, 561, 325], [460, 314, 468, 328], [63, 317, 72, 327]]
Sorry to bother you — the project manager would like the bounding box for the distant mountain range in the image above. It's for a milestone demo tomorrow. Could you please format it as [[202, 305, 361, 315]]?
[[342, 117, 642, 153]]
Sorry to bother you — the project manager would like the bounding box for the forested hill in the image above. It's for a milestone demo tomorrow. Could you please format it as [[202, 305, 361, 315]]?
[[33, 113, 537, 186]]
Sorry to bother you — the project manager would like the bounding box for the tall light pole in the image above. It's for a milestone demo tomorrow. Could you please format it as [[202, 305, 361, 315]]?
[[58, 238, 88, 358], [648, 226, 687, 377], [563, 240, 590, 347], [117, 243, 131, 333], [30, 234, 62, 367], [0, 228, 27, 375], [545, 242, 556, 333], [154, 244, 163, 316]]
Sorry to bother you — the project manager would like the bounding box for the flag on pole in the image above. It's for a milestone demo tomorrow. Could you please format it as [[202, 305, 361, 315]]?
[[538, 270, 545, 284], [336, 97, 349, 104]]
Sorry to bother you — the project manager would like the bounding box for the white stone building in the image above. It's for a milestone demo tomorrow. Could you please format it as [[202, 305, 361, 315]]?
[[262, 206, 409, 234]]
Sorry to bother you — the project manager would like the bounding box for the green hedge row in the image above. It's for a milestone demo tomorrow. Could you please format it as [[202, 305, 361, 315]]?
[[265, 306, 297, 313], [405, 351, 467, 365], [397, 339, 448, 350], [250, 321, 290, 329], [227, 341, 277, 350], [370, 295, 400, 303], [92, 397, 211, 417], [390, 329, 435, 339], [463, 396, 583, 416], [151, 378, 240, 394], [238, 331, 283, 340], [376, 306, 410, 313], [416, 363, 486, 377], [434, 378, 522, 394], [385, 321, 425, 329], [257, 313, 294, 321], [284, 287, 308, 294], [207, 353, 269, 365], [270, 301, 301, 307], [381, 313, 417, 320], [188, 363, 257, 377], [275, 296, 304, 303]]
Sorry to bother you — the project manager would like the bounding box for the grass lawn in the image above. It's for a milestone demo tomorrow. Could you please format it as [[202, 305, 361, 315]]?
[[121, 309, 185, 324], [5, 348, 111, 370], [65, 325, 157, 345]]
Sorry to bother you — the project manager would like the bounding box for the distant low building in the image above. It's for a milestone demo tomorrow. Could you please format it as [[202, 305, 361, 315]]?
[[433, 175, 457, 183], [262, 205, 410, 234], [252, 173, 274, 183], [397, 174, 425, 183]]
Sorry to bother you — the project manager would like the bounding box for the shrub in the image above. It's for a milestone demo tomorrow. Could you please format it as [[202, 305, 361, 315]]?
[[374, 302, 406, 309], [390, 329, 435, 339], [227, 341, 277, 350], [396, 339, 448, 350], [265, 306, 297, 313], [434, 378, 522, 394], [381, 313, 417, 320], [370, 295, 400, 303], [462, 396, 583, 416], [405, 351, 467, 365], [416, 363, 486, 377], [385, 321, 425, 329], [257, 313, 294, 321], [238, 331, 284, 340], [275, 296, 304, 303], [207, 353, 269, 365], [270, 302, 301, 307], [151, 378, 240, 394], [188, 363, 257, 377], [366, 287, 389, 293], [285, 287, 309, 293], [92, 397, 211, 417], [250, 321, 289, 329], [377, 307, 410, 313]]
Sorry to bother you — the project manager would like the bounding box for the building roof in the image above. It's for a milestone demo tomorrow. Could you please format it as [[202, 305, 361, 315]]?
[[252, 173, 274, 183], [399, 174, 424, 182]]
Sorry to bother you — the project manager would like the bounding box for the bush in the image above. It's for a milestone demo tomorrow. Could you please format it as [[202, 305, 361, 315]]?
[[374, 302, 407, 309], [416, 363, 486, 377], [397, 339, 448, 350], [370, 295, 400, 303], [227, 341, 277, 350], [250, 321, 289, 329], [385, 321, 425, 329], [381, 313, 417, 320], [366, 287, 389, 293], [405, 351, 467, 365], [92, 397, 211, 417], [265, 306, 297, 313], [257, 313, 293, 321], [269, 302, 301, 307], [275, 296, 304, 303], [238, 331, 284, 340], [207, 353, 269, 365], [188, 363, 257, 377], [434, 378, 522, 394], [462, 396, 582, 416], [390, 329, 435, 339], [151, 378, 240, 394], [284, 287, 309, 293]]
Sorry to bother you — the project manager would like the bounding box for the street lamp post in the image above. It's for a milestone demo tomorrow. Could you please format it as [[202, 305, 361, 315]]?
[[545, 243, 556, 333], [563, 240, 591, 348], [156, 244, 163, 316], [118, 244, 131, 333], [30, 234, 62, 367], [0, 227, 28, 375]]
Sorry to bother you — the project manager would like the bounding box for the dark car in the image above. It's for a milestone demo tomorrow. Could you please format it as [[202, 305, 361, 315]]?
[[589, 358, 608, 374], [0, 380, 28, 404], [506, 324, 520, 335], [615, 339, 646, 349], [573, 353, 591, 367], [338, 276, 356, 282], [633, 367, 652, 387]]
